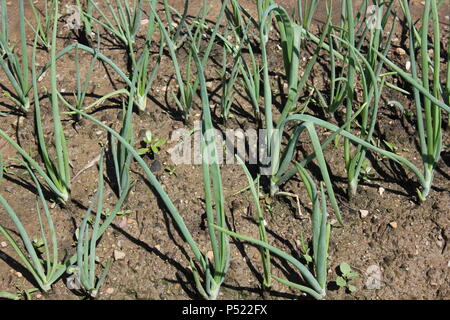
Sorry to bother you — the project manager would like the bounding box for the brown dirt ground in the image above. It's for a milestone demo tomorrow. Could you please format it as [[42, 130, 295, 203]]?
[[0, 0, 449, 300]]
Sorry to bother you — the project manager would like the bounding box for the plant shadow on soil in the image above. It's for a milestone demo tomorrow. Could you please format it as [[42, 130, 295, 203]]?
[[0, 0, 449, 300]]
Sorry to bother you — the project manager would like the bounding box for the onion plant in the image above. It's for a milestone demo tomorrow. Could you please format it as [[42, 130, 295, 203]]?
[[216, 21, 261, 121], [160, 0, 191, 49], [239, 42, 261, 121], [220, 0, 258, 51], [255, 4, 333, 201], [391, 0, 449, 200], [236, 155, 271, 289], [345, 0, 396, 197], [214, 166, 330, 300], [134, 18, 163, 111], [218, 28, 241, 122], [259, 3, 302, 128], [110, 60, 142, 196], [322, 0, 398, 197], [0, 129, 69, 201], [171, 0, 209, 119], [34, 2, 70, 201], [0, 287, 38, 300], [0, 159, 65, 292], [28, 0, 56, 51], [63, 175, 130, 295], [151, 6, 191, 120], [68, 152, 112, 297], [75, 0, 95, 41], [218, 86, 445, 291], [78, 0, 160, 111], [223, 17, 263, 121], [49, 38, 145, 117], [0, 291, 20, 300], [0, 0, 32, 113], [72, 41, 100, 121], [0, 155, 130, 293], [259, 4, 301, 188], [0, 2, 70, 201], [273, 103, 369, 226], [133, 0, 162, 111], [222, 0, 245, 41], [152, 0, 229, 121], [278, 114, 442, 207], [57, 42, 131, 115], [88, 0, 144, 68], [296, 0, 319, 31], [181, 39, 230, 299]]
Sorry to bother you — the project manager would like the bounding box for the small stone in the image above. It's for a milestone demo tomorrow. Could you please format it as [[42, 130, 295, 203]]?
[[38, 71, 46, 82], [106, 287, 114, 295], [405, 60, 411, 71], [118, 217, 128, 229], [0, 241, 7, 248], [360, 209, 369, 218], [150, 160, 161, 173], [15, 272, 23, 278], [389, 221, 398, 229], [100, 114, 112, 122], [140, 19, 149, 26], [206, 251, 214, 261], [395, 47, 406, 56], [378, 187, 385, 197], [114, 250, 126, 261]]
